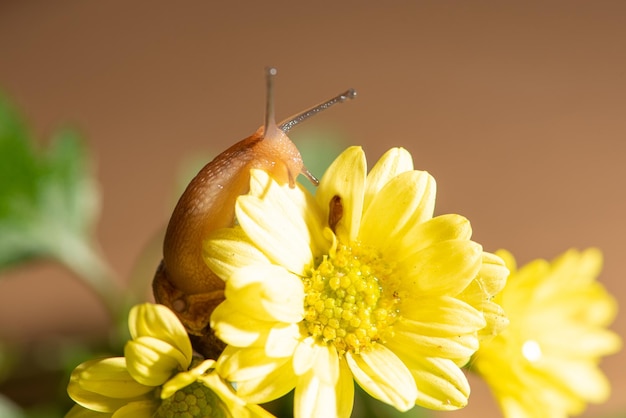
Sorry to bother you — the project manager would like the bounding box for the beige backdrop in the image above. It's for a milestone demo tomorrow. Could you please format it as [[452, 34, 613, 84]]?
[[1, 1, 625, 417]]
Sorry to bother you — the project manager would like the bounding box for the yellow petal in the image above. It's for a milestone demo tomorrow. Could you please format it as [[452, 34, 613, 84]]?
[[217, 345, 290, 383], [391, 214, 472, 264], [400, 296, 487, 337], [111, 400, 158, 418], [359, 170, 435, 252], [226, 265, 304, 323], [214, 315, 298, 358], [316, 146, 366, 243], [472, 248, 622, 418], [457, 252, 509, 340], [203, 227, 271, 281], [263, 323, 301, 358], [127, 304, 192, 367], [292, 338, 316, 376], [388, 341, 470, 410], [363, 147, 414, 212], [494, 248, 517, 273], [458, 253, 509, 305], [409, 356, 470, 410], [551, 248, 602, 287], [535, 324, 621, 359], [236, 170, 315, 276], [535, 284, 618, 328], [468, 299, 509, 341], [506, 258, 550, 298], [124, 337, 188, 386], [67, 358, 154, 413], [218, 348, 296, 404], [65, 404, 112, 418], [199, 372, 277, 418], [389, 325, 479, 365], [346, 345, 417, 412], [210, 301, 273, 348], [541, 358, 611, 403], [399, 239, 482, 296], [294, 345, 353, 418], [161, 359, 215, 399], [262, 170, 332, 259], [335, 358, 355, 418]]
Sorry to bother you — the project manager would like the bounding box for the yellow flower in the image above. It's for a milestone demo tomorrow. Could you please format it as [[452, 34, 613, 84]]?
[[471, 249, 622, 418], [66, 357, 157, 417], [66, 303, 273, 418], [204, 146, 509, 417]]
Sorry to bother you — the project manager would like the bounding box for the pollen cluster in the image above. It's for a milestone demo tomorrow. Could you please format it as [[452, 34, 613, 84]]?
[[302, 242, 401, 355], [156, 382, 228, 418]]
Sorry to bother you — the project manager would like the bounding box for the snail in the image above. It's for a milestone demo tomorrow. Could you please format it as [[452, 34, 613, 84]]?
[[153, 68, 356, 357]]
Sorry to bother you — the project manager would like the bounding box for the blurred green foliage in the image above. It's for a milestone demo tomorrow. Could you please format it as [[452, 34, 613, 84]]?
[[0, 96, 97, 269], [0, 95, 123, 320]]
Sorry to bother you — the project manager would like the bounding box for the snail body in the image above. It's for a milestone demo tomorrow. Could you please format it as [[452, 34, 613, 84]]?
[[162, 126, 303, 296], [153, 68, 355, 357]]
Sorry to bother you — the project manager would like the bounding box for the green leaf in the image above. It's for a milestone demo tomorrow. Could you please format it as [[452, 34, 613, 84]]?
[[0, 94, 99, 270], [0, 94, 124, 321]]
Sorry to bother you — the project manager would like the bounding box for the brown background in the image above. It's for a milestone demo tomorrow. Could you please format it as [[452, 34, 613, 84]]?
[[0, 1, 624, 417]]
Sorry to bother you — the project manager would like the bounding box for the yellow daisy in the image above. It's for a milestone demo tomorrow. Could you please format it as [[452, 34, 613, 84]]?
[[471, 249, 622, 418], [66, 303, 273, 418], [204, 146, 509, 417]]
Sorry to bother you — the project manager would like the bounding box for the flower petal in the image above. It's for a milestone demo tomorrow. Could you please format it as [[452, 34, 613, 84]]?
[[127, 304, 192, 367], [125, 337, 188, 386], [226, 265, 304, 323], [316, 146, 366, 242], [263, 322, 301, 358], [551, 248, 603, 287], [346, 345, 417, 412], [294, 345, 353, 418], [112, 401, 158, 418], [391, 214, 472, 264], [389, 323, 480, 365], [471, 248, 622, 418], [292, 337, 317, 376], [398, 239, 483, 296], [199, 371, 276, 418], [67, 358, 154, 413], [269, 171, 332, 259], [469, 299, 509, 341], [66, 405, 112, 418], [542, 358, 611, 403], [459, 252, 509, 302], [236, 169, 315, 276], [386, 340, 471, 410], [210, 300, 273, 348], [359, 170, 436, 252], [335, 357, 355, 418], [217, 345, 291, 383], [203, 226, 271, 281], [535, 322, 621, 359], [161, 359, 216, 399], [295, 342, 339, 383], [409, 356, 470, 410], [220, 349, 296, 404], [400, 296, 487, 337], [363, 147, 414, 212]]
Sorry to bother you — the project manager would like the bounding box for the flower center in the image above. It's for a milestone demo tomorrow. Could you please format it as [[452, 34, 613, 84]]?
[[156, 382, 229, 418], [302, 242, 401, 355]]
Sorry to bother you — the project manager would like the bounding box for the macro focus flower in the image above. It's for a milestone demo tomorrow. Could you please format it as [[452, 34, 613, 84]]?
[[471, 249, 622, 418], [66, 303, 273, 418], [204, 146, 509, 417]]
